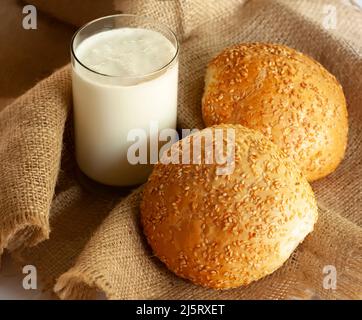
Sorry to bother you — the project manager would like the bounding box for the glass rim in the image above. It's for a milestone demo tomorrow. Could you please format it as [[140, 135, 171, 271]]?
[[70, 13, 179, 79]]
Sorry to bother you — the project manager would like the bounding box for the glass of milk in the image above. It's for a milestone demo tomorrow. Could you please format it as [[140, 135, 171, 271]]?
[[71, 14, 179, 186]]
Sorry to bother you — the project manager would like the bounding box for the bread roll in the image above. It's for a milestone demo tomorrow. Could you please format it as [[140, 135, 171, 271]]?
[[141, 124, 318, 289], [202, 43, 348, 181]]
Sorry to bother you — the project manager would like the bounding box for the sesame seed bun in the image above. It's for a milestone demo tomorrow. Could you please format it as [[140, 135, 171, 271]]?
[[202, 43, 348, 182], [141, 124, 318, 289]]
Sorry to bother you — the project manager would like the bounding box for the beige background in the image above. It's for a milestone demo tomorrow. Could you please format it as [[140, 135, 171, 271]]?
[[0, 0, 74, 112]]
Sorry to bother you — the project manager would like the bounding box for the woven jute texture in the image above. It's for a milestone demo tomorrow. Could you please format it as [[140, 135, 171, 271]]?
[[1, 0, 361, 299]]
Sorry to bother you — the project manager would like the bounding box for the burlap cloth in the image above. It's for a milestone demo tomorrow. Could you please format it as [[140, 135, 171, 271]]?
[[0, 0, 361, 299]]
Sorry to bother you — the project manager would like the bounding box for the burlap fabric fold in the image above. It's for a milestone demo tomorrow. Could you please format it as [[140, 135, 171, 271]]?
[[1, 0, 361, 299]]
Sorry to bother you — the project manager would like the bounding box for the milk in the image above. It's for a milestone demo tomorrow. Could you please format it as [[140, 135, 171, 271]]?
[[72, 28, 178, 186]]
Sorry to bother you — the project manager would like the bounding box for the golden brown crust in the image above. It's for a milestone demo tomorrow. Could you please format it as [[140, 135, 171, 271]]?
[[202, 43, 348, 181], [141, 125, 318, 289]]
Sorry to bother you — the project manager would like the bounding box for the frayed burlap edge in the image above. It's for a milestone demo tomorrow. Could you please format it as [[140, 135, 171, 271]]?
[[0, 214, 49, 264], [55, 268, 107, 300]]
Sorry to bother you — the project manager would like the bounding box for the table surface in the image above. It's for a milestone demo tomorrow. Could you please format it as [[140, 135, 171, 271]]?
[[0, 254, 54, 300]]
